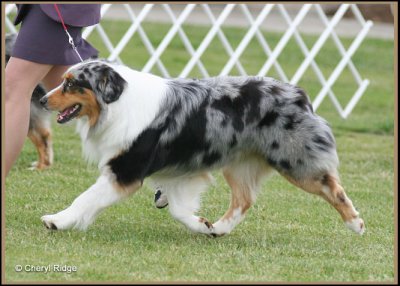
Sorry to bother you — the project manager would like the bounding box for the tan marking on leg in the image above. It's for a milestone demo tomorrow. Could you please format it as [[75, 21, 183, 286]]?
[[222, 157, 271, 220], [212, 156, 273, 236], [38, 127, 52, 166], [222, 171, 253, 220], [28, 131, 46, 169], [113, 180, 142, 197], [28, 127, 53, 169], [198, 217, 213, 229], [321, 174, 359, 222], [282, 173, 359, 223]]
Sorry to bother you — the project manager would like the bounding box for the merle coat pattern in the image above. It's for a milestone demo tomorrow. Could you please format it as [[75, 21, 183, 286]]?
[[39, 60, 365, 236]]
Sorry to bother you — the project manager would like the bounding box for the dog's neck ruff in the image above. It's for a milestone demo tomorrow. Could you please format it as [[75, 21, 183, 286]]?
[[76, 65, 168, 168]]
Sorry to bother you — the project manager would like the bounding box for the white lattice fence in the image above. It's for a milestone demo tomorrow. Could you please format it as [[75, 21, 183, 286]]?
[[5, 4, 373, 118]]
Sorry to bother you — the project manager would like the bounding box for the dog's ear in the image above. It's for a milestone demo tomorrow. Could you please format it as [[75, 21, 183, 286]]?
[[95, 66, 127, 104]]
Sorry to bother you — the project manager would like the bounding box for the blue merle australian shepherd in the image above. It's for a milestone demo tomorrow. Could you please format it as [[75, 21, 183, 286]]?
[[39, 59, 365, 236]]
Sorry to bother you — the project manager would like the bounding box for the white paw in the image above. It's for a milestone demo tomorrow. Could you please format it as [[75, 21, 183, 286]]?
[[345, 217, 365, 235], [210, 220, 231, 237], [28, 161, 38, 170], [198, 218, 215, 236], [41, 215, 59, 230], [154, 189, 168, 209], [41, 211, 86, 231]]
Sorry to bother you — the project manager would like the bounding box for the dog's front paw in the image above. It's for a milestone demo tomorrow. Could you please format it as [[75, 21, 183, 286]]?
[[41, 211, 83, 231], [41, 215, 59, 230]]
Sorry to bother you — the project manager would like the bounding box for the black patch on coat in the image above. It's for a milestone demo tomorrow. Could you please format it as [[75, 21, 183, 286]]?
[[211, 80, 263, 131], [107, 96, 213, 185], [83, 67, 91, 74], [279, 160, 292, 170], [313, 135, 333, 151], [294, 87, 313, 112], [109, 101, 212, 185], [257, 111, 279, 128], [156, 99, 211, 169], [211, 96, 244, 132], [269, 85, 285, 96], [63, 77, 93, 94], [76, 63, 126, 103], [31, 84, 47, 104], [283, 114, 295, 130], [92, 65, 102, 72], [239, 80, 263, 124], [221, 117, 228, 127], [108, 128, 163, 185], [283, 114, 302, 130], [325, 131, 335, 145], [203, 151, 222, 166], [271, 140, 280, 149], [75, 78, 93, 91], [274, 97, 285, 107], [229, 135, 237, 148], [94, 65, 127, 103], [321, 174, 329, 185], [266, 157, 277, 167]]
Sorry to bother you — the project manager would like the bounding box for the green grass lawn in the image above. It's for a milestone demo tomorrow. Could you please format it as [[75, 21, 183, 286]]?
[[4, 18, 395, 283]]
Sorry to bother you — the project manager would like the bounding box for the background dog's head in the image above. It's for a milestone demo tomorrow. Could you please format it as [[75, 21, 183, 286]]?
[[5, 33, 17, 63], [40, 60, 127, 126]]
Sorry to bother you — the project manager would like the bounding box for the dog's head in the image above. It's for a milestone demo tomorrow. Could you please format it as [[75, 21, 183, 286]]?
[[40, 60, 127, 126], [5, 33, 18, 63]]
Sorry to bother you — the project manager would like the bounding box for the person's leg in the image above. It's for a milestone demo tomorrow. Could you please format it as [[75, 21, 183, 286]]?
[[5, 57, 53, 176], [41, 65, 70, 91]]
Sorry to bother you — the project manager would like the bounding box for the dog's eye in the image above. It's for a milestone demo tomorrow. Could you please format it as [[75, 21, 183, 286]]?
[[67, 82, 73, 87]]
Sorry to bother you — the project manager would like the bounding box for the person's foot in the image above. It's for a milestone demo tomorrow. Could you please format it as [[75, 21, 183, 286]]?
[[154, 188, 168, 209]]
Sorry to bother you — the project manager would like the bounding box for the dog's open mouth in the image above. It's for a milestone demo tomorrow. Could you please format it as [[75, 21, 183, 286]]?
[[57, 104, 82, 124]]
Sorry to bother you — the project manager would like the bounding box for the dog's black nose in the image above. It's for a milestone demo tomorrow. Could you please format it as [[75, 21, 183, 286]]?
[[39, 96, 48, 106]]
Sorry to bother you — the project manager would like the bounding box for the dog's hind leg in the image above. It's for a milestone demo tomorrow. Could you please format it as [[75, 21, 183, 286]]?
[[28, 126, 53, 170], [163, 172, 214, 235], [41, 173, 141, 230], [212, 156, 273, 237], [281, 172, 365, 235]]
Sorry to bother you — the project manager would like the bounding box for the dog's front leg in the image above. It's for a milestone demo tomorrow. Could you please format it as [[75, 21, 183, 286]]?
[[41, 174, 141, 230]]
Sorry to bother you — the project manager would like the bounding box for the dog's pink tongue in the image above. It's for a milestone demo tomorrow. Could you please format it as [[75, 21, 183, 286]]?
[[58, 105, 77, 122], [58, 109, 70, 121]]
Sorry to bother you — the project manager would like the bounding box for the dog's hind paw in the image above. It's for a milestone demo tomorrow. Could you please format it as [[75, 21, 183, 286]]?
[[28, 161, 51, 170], [198, 217, 219, 237], [28, 161, 39, 170], [154, 188, 168, 209], [345, 217, 365, 235]]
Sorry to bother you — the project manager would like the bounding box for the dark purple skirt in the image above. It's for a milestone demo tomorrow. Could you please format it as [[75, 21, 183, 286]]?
[[11, 5, 98, 65]]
